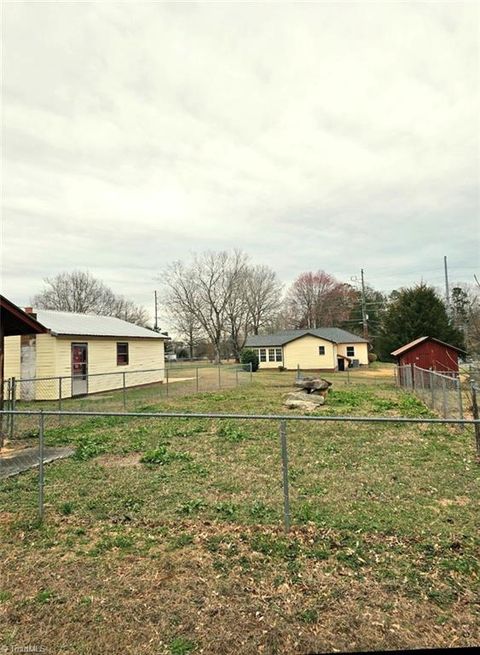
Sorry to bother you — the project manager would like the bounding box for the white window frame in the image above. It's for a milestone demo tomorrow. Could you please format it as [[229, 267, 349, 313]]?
[[346, 346, 355, 357], [259, 348, 267, 362], [318, 346, 325, 356], [275, 348, 282, 362], [268, 348, 276, 362]]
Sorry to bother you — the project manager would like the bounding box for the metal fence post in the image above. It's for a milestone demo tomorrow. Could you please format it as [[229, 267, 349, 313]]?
[[457, 378, 464, 427], [122, 372, 126, 410], [279, 419, 291, 533], [58, 377, 62, 411], [166, 368, 169, 398], [5, 378, 11, 437], [470, 382, 480, 457], [9, 377, 16, 441], [58, 377, 63, 426], [249, 362, 253, 383], [38, 411, 45, 522], [196, 366, 199, 393], [442, 377, 447, 418], [430, 370, 435, 411]]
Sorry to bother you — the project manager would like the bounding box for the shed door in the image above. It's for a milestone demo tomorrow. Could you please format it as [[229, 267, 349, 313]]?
[[71, 343, 88, 396]]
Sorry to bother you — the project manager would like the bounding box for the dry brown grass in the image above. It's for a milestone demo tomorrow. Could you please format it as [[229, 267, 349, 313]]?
[[1, 521, 479, 655]]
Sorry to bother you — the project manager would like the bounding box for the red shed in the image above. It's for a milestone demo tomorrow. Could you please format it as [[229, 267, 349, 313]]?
[[391, 336, 463, 374]]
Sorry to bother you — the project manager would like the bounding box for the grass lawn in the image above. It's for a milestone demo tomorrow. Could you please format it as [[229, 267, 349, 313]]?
[[1, 370, 479, 654]]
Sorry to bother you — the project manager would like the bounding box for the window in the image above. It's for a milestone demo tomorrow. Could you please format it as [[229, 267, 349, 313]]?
[[117, 342, 129, 365], [346, 346, 355, 357], [268, 348, 275, 362], [259, 348, 267, 362], [275, 348, 282, 362], [318, 346, 325, 356]]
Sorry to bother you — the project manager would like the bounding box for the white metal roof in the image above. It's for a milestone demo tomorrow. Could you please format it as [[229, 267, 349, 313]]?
[[34, 309, 168, 339]]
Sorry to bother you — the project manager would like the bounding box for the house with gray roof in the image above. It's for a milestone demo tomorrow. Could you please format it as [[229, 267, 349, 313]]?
[[245, 328, 369, 371]]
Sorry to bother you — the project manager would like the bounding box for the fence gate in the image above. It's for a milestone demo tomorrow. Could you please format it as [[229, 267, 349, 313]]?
[[71, 343, 88, 396]]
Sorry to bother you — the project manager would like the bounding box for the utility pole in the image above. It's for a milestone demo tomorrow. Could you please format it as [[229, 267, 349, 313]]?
[[360, 268, 368, 340], [444, 255, 450, 313], [154, 290, 159, 332]]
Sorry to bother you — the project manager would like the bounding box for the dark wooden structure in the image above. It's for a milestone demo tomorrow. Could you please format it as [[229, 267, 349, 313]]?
[[391, 336, 463, 374], [0, 295, 47, 446]]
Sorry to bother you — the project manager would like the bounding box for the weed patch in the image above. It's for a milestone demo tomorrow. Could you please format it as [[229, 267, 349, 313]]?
[[140, 445, 193, 466]]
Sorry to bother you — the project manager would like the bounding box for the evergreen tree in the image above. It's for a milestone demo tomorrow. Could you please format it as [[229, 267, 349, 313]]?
[[377, 284, 464, 360], [342, 286, 387, 351]]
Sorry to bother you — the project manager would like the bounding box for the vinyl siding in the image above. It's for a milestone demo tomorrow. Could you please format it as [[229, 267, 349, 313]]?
[[283, 336, 336, 370], [55, 336, 165, 398], [4, 334, 165, 400], [336, 342, 369, 365], [3, 336, 21, 398]]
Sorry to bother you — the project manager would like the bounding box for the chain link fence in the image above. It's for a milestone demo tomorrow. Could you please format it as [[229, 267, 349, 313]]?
[[396, 364, 464, 419], [2, 363, 252, 444], [1, 408, 478, 527], [295, 366, 396, 387]]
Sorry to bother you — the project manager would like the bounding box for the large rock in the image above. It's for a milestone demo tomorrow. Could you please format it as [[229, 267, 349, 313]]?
[[284, 398, 319, 412], [284, 391, 325, 411], [294, 377, 332, 393], [286, 391, 325, 405]]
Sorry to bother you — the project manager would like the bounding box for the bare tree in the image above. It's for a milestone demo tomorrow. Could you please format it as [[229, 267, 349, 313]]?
[[451, 282, 480, 357], [32, 271, 149, 326], [225, 266, 250, 361], [162, 251, 249, 363], [285, 270, 356, 328], [110, 296, 150, 326], [165, 303, 203, 359], [246, 265, 283, 335]]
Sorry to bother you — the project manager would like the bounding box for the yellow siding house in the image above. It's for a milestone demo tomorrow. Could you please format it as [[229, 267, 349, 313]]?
[[245, 328, 369, 371], [4, 309, 168, 400]]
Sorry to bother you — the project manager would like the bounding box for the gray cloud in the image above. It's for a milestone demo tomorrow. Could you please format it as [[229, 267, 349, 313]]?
[[2, 1, 479, 328]]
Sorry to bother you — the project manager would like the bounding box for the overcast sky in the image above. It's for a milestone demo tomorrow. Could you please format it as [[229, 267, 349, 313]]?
[[2, 1, 479, 328]]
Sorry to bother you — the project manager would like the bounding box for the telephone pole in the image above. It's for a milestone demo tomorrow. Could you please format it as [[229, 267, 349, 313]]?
[[360, 268, 368, 340], [444, 255, 450, 313]]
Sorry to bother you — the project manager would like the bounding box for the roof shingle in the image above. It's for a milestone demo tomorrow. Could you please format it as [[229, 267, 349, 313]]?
[[245, 328, 368, 348]]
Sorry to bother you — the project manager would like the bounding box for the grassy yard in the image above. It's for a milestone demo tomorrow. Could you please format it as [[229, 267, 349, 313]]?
[[1, 370, 479, 654]]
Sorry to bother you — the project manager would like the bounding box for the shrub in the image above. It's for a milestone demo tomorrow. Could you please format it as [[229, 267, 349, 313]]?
[[368, 352, 378, 363], [240, 348, 259, 372]]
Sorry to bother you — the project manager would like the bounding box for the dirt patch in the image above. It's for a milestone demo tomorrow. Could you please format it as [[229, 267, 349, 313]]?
[[96, 453, 142, 468], [438, 496, 472, 507]]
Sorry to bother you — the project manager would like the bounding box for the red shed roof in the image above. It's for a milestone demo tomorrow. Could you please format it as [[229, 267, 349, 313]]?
[[391, 336, 465, 357]]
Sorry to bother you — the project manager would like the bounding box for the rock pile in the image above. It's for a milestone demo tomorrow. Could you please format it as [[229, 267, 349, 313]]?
[[283, 377, 332, 412]]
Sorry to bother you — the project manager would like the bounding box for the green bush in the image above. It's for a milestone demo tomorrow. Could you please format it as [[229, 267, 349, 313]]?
[[240, 348, 259, 372], [368, 352, 378, 363]]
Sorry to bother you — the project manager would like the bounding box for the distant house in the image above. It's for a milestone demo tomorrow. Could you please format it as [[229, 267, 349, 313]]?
[[245, 328, 369, 371], [391, 336, 464, 374], [4, 308, 169, 400]]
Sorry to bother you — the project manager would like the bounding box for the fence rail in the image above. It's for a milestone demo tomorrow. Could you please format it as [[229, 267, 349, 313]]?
[[1, 408, 479, 529], [1, 363, 253, 444], [295, 366, 396, 387]]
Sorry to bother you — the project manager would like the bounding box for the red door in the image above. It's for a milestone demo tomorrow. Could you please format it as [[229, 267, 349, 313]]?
[[71, 343, 88, 396]]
